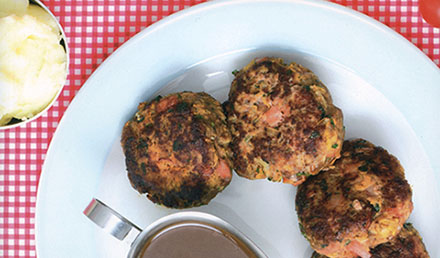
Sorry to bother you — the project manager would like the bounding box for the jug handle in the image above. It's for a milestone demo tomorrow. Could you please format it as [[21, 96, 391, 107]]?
[[83, 198, 142, 245]]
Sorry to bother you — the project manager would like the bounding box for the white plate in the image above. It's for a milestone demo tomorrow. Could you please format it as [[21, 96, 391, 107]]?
[[35, 0, 440, 257]]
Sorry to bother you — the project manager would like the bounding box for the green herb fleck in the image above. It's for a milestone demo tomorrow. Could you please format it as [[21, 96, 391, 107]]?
[[312, 253, 321, 258], [321, 244, 329, 248], [315, 80, 324, 87], [319, 179, 328, 192], [344, 240, 351, 246], [194, 114, 204, 120], [373, 203, 380, 212], [177, 93, 182, 100], [135, 113, 145, 122], [332, 143, 339, 149], [296, 171, 307, 177], [211, 122, 216, 128], [330, 118, 335, 127], [232, 69, 239, 76], [298, 223, 307, 239], [354, 139, 367, 148], [256, 167, 260, 173], [310, 131, 320, 139], [278, 174, 284, 182], [303, 85, 311, 92], [141, 163, 147, 175], [173, 139, 184, 151], [175, 102, 189, 113], [154, 95, 162, 102], [137, 139, 148, 150], [358, 164, 369, 172], [318, 106, 327, 119]]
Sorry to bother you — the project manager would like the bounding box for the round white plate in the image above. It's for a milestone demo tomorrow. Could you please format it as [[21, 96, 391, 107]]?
[[36, 0, 440, 257]]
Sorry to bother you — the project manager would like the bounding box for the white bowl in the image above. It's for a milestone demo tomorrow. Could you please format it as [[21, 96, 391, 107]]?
[[0, 0, 69, 130]]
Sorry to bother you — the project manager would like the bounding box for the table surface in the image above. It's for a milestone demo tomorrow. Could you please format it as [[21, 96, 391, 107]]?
[[0, 0, 439, 257]]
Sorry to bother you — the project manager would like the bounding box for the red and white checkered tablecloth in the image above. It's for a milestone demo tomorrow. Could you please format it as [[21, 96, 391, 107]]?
[[0, 0, 439, 257]]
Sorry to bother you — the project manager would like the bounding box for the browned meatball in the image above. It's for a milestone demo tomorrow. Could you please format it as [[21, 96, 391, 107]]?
[[311, 223, 430, 258], [121, 92, 233, 208], [224, 57, 344, 186], [296, 139, 413, 258]]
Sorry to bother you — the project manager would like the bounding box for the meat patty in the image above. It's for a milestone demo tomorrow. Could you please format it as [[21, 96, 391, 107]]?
[[311, 223, 430, 258], [296, 139, 413, 258], [224, 57, 344, 186], [121, 92, 233, 208]]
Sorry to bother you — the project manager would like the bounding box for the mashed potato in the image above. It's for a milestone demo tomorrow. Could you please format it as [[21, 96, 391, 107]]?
[[0, 1, 67, 126]]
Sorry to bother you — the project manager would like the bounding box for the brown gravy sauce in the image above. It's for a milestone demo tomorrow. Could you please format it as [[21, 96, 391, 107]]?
[[139, 221, 257, 258]]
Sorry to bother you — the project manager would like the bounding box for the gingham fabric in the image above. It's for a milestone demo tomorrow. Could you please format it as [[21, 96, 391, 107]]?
[[0, 0, 439, 257]]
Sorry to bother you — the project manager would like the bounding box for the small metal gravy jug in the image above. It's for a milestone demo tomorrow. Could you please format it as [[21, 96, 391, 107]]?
[[83, 198, 267, 258]]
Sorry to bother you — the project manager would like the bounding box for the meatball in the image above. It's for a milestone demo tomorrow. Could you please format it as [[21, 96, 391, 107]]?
[[121, 92, 233, 208], [311, 223, 430, 258], [296, 139, 413, 258], [225, 57, 344, 186]]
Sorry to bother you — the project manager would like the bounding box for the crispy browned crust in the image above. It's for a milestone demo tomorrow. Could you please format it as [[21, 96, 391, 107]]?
[[121, 92, 233, 208], [370, 223, 430, 258], [296, 139, 413, 258], [311, 223, 430, 258], [225, 57, 344, 186]]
